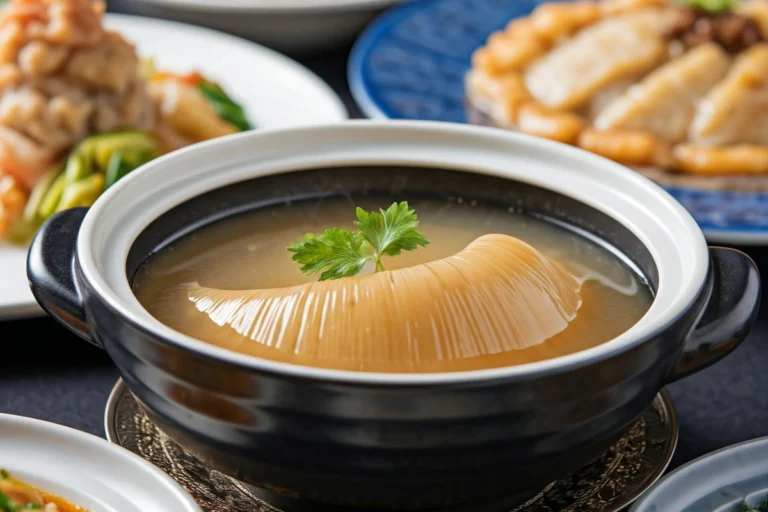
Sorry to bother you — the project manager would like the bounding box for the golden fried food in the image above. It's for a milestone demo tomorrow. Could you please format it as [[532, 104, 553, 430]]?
[[466, 0, 768, 176]]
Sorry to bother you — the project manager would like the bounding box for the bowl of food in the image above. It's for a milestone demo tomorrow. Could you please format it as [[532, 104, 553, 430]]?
[[27, 120, 760, 510], [0, 0, 258, 247], [465, 0, 768, 183], [349, 0, 768, 244], [115, 0, 401, 54], [630, 435, 768, 511], [0, 0, 348, 319], [0, 413, 202, 512]]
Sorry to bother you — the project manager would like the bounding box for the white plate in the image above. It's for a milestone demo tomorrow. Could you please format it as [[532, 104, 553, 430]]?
[[630, 436, 768, 511], [0, 13, 348, 321], [0, 414, 202, 512], [114, 0, 402, 53]]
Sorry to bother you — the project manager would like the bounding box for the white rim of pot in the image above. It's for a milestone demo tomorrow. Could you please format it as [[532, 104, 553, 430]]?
[[129, 0, 399, 13], [77, 120, 709, 385]]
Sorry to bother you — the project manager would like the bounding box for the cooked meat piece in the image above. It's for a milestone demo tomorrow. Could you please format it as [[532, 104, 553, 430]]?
[[578, 128, 673, 167], [675, 143, 768, 174], [0, 124, 53, 188], [64, 31, 138, 94], [0, 0, 104, 48], [528, 1, 602, 43], [594, 43, 731, 142], [465, 70, 531, 125], [485, 31, 545, 73], [524, 8, 677, 110], [18, 40, 67, 76], [666, 7, 764, 53], [0, 171, 27, 236], [0, 0, 155, 174], [689, 43, 768, 146], [516, 100, 585, 144], [584, 74, 644, 120]]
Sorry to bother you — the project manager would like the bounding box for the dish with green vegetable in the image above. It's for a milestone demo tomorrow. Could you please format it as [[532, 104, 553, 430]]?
[[0, 0, 253, 245], [0, 469, 83, 512], [0, 413, 202, 510], [0, 3, 347, 320]]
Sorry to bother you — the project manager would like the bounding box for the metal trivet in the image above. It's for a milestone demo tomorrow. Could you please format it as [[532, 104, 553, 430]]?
[[105, 380, 677, 512]]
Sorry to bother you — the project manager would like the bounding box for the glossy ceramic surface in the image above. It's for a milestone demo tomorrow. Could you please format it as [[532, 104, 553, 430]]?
[[0, 414, 202, 512], [631, 436, 768, 511], [348, 0, 768, 245], [0, 13, 347, 321], [26, 122, 760, 509]]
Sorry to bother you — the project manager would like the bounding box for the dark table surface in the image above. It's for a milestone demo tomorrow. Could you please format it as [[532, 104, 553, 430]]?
[[2, 29, 768, 484]]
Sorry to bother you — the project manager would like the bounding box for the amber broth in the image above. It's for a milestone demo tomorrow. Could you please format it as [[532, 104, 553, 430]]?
[[132, 197, 653, 372]]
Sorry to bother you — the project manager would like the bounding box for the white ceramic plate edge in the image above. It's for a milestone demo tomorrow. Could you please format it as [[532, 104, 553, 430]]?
[[105, 13, 349, 126], [0, 413, 202, 512], [630, 436, 768, 511]]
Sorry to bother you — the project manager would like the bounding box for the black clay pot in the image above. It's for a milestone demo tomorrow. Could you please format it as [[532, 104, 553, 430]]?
[[26, 121, 761, 510]]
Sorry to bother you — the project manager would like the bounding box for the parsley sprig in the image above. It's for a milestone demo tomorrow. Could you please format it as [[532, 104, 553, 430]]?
[[288, 202, 429, 281]]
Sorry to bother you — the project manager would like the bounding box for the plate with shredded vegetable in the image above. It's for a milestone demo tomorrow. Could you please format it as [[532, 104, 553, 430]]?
[[0, 413, 201, 511], [630, 436, 768, 512], [0, 0, 348, 320]]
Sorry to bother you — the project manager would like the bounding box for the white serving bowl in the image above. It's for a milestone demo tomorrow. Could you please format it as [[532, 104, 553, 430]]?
[[0, 414, 201, 512], [114, 0, 401, 54]]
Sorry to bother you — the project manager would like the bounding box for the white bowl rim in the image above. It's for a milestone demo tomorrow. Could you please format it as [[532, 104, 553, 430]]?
[[76, 120, 709, 385], [0, 413, 202, 512], [128, 0, 399, 13]]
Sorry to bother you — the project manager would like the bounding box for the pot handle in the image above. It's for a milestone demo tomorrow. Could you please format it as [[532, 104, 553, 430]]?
[[27, 207, 98, 347], [667, 247, 760, 383]]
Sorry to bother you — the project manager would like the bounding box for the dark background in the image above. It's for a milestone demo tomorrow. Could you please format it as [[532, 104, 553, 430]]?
[[1, 27, 768, 480]]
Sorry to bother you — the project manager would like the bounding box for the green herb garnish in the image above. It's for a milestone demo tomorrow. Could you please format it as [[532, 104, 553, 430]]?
[[0, 470, 9, 480], [288, 202, 429, 281], [679, 0, 737, 14], [197, 82, 253, 131]]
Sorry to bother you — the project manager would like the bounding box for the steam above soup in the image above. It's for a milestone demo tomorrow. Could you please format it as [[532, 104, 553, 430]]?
[[132, 197, 652, 373]]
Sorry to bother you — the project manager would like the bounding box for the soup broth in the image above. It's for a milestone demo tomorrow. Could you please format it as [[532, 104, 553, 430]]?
[[132, 197, 653, 373]]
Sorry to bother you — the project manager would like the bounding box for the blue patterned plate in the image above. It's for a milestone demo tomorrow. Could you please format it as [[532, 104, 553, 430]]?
[[349, 0, 768, 245]]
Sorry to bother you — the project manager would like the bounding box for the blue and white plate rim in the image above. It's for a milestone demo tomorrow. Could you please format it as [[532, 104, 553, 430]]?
[[348, 0, 768, 246]]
